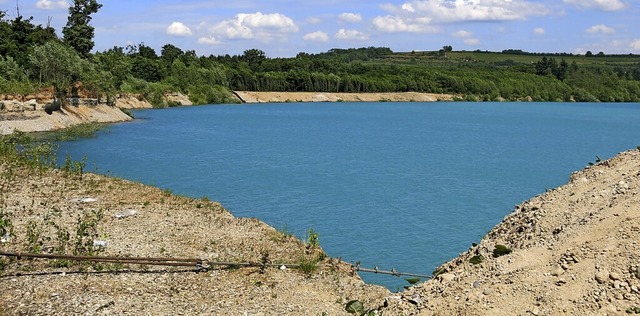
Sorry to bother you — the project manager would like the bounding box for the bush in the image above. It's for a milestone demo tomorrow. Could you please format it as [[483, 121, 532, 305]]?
[[492, 244, 512, 257]]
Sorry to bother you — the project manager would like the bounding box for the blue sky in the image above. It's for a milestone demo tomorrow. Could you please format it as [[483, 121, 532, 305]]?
[[3, 0, 640, 57]]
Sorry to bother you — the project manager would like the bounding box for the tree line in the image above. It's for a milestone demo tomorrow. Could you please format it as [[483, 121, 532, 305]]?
[[2, 1, 640, 107]]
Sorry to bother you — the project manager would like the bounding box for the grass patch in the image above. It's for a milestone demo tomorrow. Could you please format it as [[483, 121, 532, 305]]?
[[54, 123, 107, 141]]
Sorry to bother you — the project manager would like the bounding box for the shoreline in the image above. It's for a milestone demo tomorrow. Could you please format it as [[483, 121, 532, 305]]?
[[233, 91, 454, 103], [0, 93, 190, 135], [1, 91, 453, 135]]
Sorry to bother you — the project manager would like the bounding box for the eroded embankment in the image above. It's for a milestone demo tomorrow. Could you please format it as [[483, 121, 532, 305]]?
[[0, 93, 192, 135], [233, 91, 454, 103]]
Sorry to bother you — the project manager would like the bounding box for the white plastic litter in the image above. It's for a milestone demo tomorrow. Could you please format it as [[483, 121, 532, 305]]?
[[93, 240, 107, 248], [113, 209, 138, 219], [1, 233, 11, 243], [70, 197, 97, 203]]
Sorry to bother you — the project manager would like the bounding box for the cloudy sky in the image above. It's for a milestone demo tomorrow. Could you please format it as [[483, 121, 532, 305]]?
[[3, 0, 640, 57]]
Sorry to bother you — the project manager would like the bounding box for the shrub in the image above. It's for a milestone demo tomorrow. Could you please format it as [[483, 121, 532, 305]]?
[[492, 245, 512, 257]]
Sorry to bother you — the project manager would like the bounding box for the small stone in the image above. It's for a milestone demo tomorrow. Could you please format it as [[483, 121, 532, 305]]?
[[595, 271, 609, 284], [483, 288, 493, 295], [439, 273, 455, 282], [609, 272, 621, 281], [410, 293, 422, 304], [561, 263, 569, 270], [551, 266, 565, 276], [531, 306, 540, 315], [613, 280, 621, 289], [472, 280, 482, 288]]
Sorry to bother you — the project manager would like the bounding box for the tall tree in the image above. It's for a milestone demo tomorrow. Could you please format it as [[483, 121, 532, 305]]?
[[63, 0, 102, 58], [29, 41, 86, 110]]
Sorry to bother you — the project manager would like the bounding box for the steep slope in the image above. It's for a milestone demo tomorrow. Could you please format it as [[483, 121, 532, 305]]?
[[383, 149, 640, 315]]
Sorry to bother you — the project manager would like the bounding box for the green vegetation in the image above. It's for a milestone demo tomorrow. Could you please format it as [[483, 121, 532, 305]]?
[[627, 306, 640, 314], [469, 255, 485, 264], [0, 133, 107, 272], [55, 123, 107, 141], [2, 3, 640, 107], [492, 244, 513, 257], [405, 277, 421, 285], [297, 255, 320, 275], [306, 228, 320, 248], [344, 300, 376, 316]]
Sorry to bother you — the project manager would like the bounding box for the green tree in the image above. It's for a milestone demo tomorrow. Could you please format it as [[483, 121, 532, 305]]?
[[93, 46, 132, 89], [63, 0, 102, 58], [0, 13, 57, 66], [161, 44, 184, 64], [241, 48, 266, 72], [29, 41, 86, 110]]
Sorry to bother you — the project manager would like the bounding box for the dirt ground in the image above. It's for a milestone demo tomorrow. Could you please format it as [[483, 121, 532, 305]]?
[[233, 91, 454, 103]]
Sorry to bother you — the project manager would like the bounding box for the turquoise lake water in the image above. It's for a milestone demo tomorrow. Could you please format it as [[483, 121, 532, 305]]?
[[56, 101, 640, 290]]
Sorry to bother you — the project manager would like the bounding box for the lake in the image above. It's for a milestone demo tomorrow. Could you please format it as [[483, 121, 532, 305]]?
[[57, 101, 640, 290]]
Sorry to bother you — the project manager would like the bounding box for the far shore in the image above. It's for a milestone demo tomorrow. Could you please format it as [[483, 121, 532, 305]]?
[[1, 91, 455, 135], [233, 91, 455, 103]]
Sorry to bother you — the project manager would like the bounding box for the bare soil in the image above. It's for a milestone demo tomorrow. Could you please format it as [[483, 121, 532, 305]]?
[[0, 164, 389, 315], [234, 91, 454, 103]]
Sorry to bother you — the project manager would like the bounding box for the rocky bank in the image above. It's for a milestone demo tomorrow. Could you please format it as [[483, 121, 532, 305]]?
[[0, 92, 192, 135]]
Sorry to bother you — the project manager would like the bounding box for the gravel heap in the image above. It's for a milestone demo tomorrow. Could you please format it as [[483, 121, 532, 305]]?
[[382, 149, 640, 315]]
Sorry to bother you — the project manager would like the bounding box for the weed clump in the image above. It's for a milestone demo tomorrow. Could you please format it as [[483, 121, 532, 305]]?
[[492, 244, 512, 258], [469, 255, 485, 264]]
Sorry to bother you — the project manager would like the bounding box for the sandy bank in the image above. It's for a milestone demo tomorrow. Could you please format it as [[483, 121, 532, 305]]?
[[0, 93, 192, 135], [0, 104, 133, 135], [234, 91, 454, 103]]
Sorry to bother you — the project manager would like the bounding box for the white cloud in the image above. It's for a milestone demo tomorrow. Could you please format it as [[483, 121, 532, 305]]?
[[533, 27, 545, 35], [631, 39, 640, 51], [563, 0, 625, 11], [372, 15, 436, 33], [36, 0, 68, 10], [339, 13, 362, 23], [303, 31, 329, 42], [452, 30, 479, 45], [401, 3, 416, 13], [464, 38, 480, 45], [166, 22, 193, 37], [211, 12, 298, 40], [452, 30, 472, 38], [197, 36, 220, 45], [335, 29, 368, 41], [586, 24, 615, 34], [383, 0, 550, 23], [307, 17, 321, 24]]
